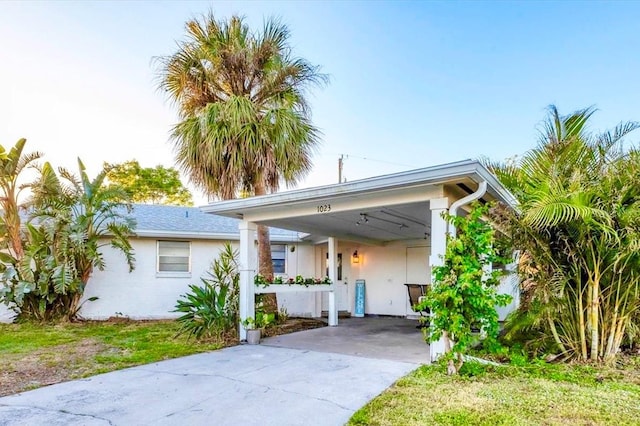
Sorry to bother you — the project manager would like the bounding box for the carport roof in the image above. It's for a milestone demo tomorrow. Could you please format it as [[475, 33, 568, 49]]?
[[200, 160, 517, 244], [202, 160, 516, 215]]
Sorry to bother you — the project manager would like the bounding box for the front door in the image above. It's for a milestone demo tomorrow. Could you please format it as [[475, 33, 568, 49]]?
[[321, 251, 349, 312]]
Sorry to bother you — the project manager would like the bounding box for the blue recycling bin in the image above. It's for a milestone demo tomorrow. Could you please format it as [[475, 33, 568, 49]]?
[[354, 279, 366, 317]]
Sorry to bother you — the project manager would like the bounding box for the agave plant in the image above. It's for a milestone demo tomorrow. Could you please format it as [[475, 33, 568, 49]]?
[[174, 243, 239, 339]]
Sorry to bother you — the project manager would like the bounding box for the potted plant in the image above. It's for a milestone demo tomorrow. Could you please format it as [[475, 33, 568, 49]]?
[[241, 312, 275, 345]]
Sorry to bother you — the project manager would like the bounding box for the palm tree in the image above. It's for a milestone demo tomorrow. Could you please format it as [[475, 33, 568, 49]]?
[[156, 13, 327, 311], [0, 139, 43, 260], [487, 105, 640, 361]]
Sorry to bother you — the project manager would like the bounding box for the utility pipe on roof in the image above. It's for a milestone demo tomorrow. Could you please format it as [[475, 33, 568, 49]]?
[[448, 180, 488, 238]]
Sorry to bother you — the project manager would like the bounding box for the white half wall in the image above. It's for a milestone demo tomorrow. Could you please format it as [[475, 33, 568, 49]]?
[[274, 244, 318, 317]]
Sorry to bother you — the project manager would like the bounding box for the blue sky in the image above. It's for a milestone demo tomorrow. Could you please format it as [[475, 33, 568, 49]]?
[[1, 1, 638, 202]]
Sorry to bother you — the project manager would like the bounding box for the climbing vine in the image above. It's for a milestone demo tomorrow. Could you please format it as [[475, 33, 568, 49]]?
[[417, 202, 512, 374]]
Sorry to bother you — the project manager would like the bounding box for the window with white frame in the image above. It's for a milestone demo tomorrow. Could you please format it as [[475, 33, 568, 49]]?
[[271, 244, 286, 274], [157, 241, 191, 273]]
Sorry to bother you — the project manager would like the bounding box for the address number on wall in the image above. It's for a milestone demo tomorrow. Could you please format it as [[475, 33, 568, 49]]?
[[317, 204, 331, 213]]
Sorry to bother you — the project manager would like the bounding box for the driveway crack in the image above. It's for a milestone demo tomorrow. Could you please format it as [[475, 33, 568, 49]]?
[[131, 367, 354, 413], [0, 403, 114, 425], [215, 375, 354, 412]]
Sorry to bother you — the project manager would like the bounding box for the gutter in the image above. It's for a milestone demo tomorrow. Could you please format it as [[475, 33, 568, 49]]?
[[448, 180, 488, 238], [133, 229, 303, 243]]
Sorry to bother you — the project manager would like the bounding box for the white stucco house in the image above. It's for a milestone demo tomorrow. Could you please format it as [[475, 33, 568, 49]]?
[[1, 159, 520, 361], [201, 159, 520, 360]]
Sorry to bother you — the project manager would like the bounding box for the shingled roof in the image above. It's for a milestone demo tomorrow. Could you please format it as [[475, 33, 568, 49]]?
[[128, 204, 299, 242]]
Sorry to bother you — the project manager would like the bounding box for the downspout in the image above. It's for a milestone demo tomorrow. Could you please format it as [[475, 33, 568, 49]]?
[[448, 180, 488, 237], [443, 180, 489, 364]]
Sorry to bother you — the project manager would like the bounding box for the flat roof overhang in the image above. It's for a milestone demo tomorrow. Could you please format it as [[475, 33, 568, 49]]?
[[200, 160, 517, 245]]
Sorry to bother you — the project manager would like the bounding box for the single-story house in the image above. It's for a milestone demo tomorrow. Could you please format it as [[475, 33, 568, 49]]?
[[1, 160, 520, 362], [201, 159, 520, 361]]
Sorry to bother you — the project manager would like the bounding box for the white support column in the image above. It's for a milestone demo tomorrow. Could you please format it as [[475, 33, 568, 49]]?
[[429, 197, 449, 362], [239, 220, 257, 341], [327, 237, 339, 326]]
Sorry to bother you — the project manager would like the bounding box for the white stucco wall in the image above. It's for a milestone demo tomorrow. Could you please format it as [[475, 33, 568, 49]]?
[[349, 242, 429, 317], [1, 235, 519, 322], [0, 304, 16, 323], [80, 238, 236, 320], [277, 240, 520, 321], [496, 268, 521, 321], [80, 238, 318, 320], [273, 241, 433, 318]]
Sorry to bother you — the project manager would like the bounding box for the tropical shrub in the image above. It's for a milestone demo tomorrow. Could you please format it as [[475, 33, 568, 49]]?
[[418, 202, 512, 374], [0, 160, 135, 321], [488, 106, 640, 362], [174, 243, 239, 340]]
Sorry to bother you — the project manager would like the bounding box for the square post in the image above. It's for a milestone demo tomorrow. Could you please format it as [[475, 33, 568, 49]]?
[[239, 220, 257, 341], [429, 197, 449, 362], [328, 237, 339, 326]]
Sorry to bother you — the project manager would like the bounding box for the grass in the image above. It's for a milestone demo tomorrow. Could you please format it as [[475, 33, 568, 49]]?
[[349, 357, 640, 426], [0, 320, 228, 396]]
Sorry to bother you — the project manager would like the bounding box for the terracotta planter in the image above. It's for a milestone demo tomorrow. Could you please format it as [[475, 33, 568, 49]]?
[[246, 329, 261, 345]]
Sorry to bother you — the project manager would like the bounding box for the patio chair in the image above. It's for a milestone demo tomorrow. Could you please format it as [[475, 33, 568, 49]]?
[[405, 283, 430, 328]]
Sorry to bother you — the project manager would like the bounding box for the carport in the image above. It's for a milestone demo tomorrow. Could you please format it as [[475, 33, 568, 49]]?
[[202, 159, 517, 361]]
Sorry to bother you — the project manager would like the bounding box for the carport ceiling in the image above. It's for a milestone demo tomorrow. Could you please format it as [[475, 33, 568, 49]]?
[[262, 201, 432, 244]]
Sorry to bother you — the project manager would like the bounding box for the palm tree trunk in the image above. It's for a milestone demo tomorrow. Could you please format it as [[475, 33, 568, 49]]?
[[254, 182, 278, 315], [612, 317, 626, 357], [4, 189, 23, 260], [577, 283, 588, 360], [547, 314, 567, 355], [604, 306, 618, 361], [589, 275, 600, 361]]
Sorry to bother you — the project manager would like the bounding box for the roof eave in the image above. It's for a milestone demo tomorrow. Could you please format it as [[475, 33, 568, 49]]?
[[200, 160, 518, 217]]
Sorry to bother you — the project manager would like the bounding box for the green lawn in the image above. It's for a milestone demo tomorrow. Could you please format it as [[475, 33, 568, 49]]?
[[0, 320, 227, 396], [349, 358, 640, 426]]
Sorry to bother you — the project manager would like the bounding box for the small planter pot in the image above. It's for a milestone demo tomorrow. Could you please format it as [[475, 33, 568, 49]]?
[[246, 329, 261, 345]]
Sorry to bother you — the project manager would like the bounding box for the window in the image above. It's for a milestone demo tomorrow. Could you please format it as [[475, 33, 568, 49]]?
[[157, 241, 190, 273], [325, 252, 342, 280], [271, 244, 286, 274]]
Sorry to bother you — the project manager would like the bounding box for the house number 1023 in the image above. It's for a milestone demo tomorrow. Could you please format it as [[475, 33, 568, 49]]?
[[317, 204, 331, 213]]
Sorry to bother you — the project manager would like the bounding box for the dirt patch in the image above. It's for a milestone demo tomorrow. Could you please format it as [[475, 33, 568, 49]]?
[[0, 339, 107, 397], [262, 317, 326, 338]]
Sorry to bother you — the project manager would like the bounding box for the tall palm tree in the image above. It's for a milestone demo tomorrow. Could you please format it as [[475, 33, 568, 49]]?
[[156, 13, 327, 310], [0, 138, 43, 260]]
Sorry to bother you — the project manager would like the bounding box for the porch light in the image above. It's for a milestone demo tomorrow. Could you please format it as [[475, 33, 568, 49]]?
[[352, 250, 360, 264]]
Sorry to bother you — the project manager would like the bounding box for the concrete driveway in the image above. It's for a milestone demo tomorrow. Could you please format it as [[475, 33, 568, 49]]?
[[263, 317, 429, 364], [0, 344, 418, 426]]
